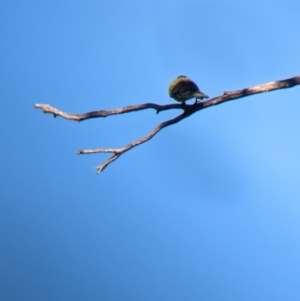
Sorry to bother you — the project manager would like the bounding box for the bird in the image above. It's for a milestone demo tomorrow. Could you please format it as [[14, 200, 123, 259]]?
[[168, 75, 208, 105]]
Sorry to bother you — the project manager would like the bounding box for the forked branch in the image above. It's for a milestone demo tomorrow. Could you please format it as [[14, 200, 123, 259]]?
[[34, 74, 300, 173]]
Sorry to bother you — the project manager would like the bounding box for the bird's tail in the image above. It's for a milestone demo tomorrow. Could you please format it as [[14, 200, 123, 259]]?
[[195, 92, 209, 99]]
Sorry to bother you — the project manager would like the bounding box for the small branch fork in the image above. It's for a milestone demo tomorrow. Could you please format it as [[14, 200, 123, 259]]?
[[34, 75, 300, 173]]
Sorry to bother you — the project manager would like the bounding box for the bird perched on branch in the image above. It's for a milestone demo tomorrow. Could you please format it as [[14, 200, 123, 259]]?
[[168, 75, 208, 105]]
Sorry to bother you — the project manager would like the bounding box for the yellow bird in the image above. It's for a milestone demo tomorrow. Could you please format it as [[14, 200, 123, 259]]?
[[168, 75, 208, 104]]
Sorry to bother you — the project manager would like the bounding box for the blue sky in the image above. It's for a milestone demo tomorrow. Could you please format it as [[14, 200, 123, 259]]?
[[1, 0, 300, 300]]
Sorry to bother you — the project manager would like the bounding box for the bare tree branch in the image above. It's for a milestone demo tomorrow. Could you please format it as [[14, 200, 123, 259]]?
[[77, 112, 191, 173], [33, 103, 182, 121], [34, 75, 300, 173]]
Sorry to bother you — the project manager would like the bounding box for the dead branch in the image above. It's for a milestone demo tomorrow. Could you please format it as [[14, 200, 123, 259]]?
[[33, 103, 182, 121], [34, 74, 300, 173]]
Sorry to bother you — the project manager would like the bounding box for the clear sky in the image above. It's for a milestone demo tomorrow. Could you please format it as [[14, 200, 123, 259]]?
[[1, 0, 300, 300]]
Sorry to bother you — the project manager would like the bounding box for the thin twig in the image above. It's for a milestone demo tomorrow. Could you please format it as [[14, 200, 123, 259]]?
[[78, 112, 191, 173], [34, 103, 181, 121], [34, 74, 300, 173]]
